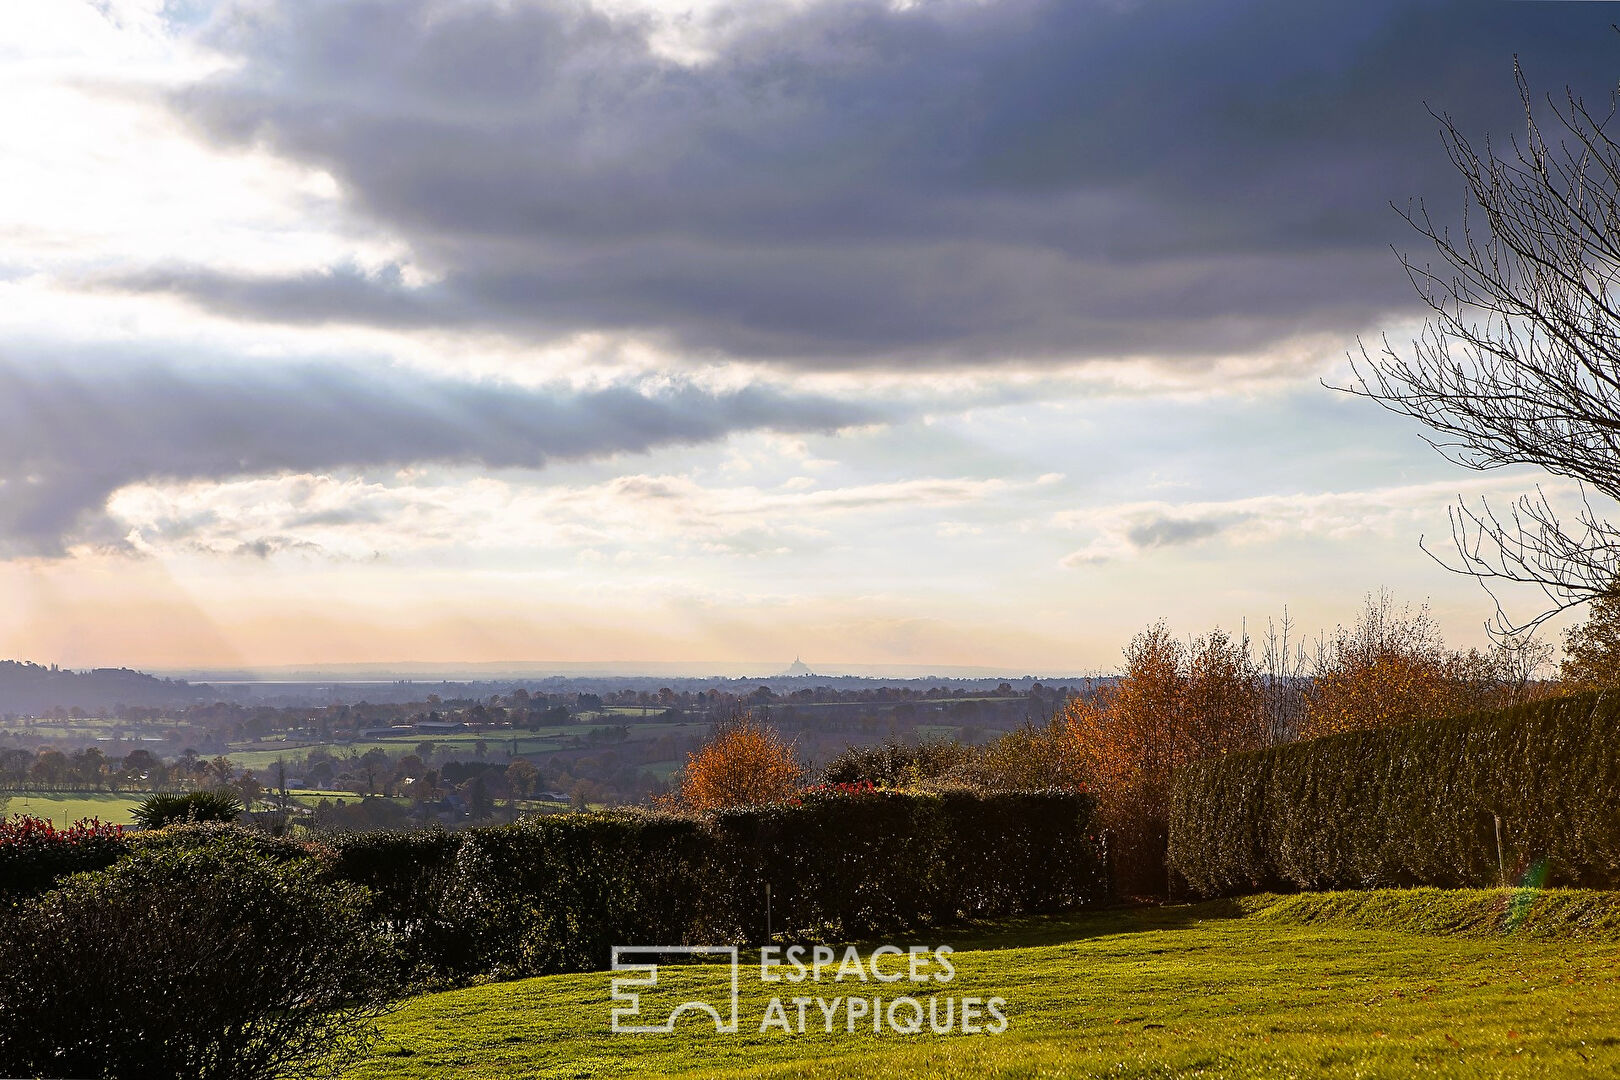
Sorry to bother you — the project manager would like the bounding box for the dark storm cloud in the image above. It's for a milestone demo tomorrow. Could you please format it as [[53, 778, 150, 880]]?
[[128, 0, 1620, 366], [0, 357, 876, 555]]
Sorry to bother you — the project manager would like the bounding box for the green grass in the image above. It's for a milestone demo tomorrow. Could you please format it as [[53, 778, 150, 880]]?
[[2, 790, 147, 826], [1250, 886, 1620, 942], [342, 891, 1620, 1079], [224, 727, 631, 770], [276, 790, 410, 809]]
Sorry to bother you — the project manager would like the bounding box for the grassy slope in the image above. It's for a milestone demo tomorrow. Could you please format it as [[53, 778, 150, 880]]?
[[1251, 886, 1620, 941], [344, 893, 1620, 1080]]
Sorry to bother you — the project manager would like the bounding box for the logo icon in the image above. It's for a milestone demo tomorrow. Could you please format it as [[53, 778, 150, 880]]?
[[610, 946, 740, 1034]]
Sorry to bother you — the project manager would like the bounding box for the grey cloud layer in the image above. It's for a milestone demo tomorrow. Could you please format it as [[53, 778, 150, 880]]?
[[135, 0, 1620, 365], [1124, 515, 1228, 550], [0, 358, 874, 555]]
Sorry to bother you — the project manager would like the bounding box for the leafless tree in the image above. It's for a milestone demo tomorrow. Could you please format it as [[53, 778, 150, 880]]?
[[1487, 632, 1557, 706], [1343, 62, 1620, 635], [1256, 609, 1309, 743]]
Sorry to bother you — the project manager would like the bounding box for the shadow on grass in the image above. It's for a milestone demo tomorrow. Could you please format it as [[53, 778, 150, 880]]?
[[932, 897, 1257, 952], [591, 901, 1263, 982]]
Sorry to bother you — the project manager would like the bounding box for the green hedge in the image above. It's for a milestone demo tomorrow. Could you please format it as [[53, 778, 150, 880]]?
[[4, 790, 1104, 985], [700, 789, 1100, 942], [1167, 692, 1620, 898], [326, 787, 1104, 982]]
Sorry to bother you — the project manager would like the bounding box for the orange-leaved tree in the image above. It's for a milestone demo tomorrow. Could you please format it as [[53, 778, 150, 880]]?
[[1302, 591, 1456, 738], [1560, 589, 1620, 692], [666, 714, 804, 813], [1064, 622, 1270, 895], [1303, 590, 1559, 737]]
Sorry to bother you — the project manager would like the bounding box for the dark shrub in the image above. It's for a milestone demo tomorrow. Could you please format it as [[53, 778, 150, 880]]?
[[327, 815, 712, 981], [1168, 691, 1620, 897], [0, 835, 394, 1080], [130, 819, 325, 864], [133, 789, 244, 829], [819, 738, 973, 786], [0, 815, 128, 898], [311, 795, 414, 832]]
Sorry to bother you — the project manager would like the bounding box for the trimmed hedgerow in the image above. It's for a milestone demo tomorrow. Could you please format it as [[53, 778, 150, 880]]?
[[3, 792, 1103, 988], [321, 787, 1104, 983], [699, 786, 1102, 942], [435, 811, 708, 979], [323, 818, 644, 982], [1167, 691, 1620, 898]]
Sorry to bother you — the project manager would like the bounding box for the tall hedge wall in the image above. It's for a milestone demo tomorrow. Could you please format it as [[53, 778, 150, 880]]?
[[1167, 692, 1620, 898], [327, 787, 1105, 982], [2, 789, 1103, 984]]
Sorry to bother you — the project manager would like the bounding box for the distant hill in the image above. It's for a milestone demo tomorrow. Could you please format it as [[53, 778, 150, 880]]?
[[0, 661, 202, 716]]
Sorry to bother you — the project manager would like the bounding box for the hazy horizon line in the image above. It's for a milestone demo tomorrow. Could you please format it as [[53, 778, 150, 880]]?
[[140, 660, 1102, 683]]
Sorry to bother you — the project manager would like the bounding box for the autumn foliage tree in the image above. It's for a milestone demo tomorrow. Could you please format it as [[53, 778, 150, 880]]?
[[1560, 589, 1620, 692], [1302, 591, 1554, 737], [1302, 593, 1458, 738], [1064, 623, 1271, 894], [667, 715, 803, 813]]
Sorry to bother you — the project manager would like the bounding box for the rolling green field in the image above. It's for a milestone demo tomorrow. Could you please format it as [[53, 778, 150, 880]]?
[[342, 892, 1620, 1079], [2, 791, 146, 826], [221, 722, 692, 771], [224, 732, 572, 771], [642, 759, 683, 781]]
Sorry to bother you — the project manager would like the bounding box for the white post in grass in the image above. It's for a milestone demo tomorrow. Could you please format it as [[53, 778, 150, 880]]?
[[1493, 812, 1507, 888]]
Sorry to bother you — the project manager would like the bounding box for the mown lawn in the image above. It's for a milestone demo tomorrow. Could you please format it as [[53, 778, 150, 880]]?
[[3, 790, 146, 826], [344, 892, 1620, 1079]]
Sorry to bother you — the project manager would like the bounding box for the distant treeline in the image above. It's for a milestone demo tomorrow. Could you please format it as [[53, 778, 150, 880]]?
[[0, 661, 202, 716], [0, 652, 1100, 713]]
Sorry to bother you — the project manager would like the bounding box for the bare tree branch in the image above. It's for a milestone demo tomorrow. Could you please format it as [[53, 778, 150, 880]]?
[[1333, 59, 1620, 635]]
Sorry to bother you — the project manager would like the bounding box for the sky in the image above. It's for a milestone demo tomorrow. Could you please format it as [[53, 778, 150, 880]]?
[[1, 0, 1616, 674]]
